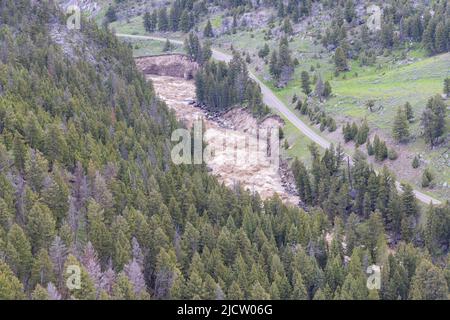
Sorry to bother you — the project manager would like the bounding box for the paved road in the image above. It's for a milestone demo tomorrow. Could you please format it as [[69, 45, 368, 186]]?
[[117, 33, 443, 206]]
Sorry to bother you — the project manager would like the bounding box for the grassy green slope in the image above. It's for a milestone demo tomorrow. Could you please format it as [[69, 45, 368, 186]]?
[[329, 53, 450, 131]]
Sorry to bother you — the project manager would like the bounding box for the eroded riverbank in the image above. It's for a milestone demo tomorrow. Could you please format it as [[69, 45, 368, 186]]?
[[148, 74, 299, 206]]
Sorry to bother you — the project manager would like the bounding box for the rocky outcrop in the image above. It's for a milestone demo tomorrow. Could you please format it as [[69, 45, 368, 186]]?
[[58, 0, 100, 16], [135, 54, 199, 80]]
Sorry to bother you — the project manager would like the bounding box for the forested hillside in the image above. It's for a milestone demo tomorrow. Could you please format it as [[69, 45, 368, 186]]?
[[0, 0, 449, 300]]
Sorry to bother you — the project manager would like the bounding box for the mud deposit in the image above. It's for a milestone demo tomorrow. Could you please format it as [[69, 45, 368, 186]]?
[[148, 75, 299, 205]]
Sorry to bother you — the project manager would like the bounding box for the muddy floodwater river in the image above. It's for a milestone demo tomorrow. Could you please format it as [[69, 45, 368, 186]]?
[[148, 74, 299, 206]]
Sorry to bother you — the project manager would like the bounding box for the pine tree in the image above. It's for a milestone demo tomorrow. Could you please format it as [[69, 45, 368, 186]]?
[[27, 203, 56, 253], [381, 22, 394, 48], [168, 2, 180, 32], [334, 47, 348, 72], [186, 269, 206, 299], [343, 123, 353, 142], [42, 172, 69, 227], [412, 156, 420, 169], [13, 135, 28, 174], [158, 8, 169, 32], [434, 22, 448, 53], [283, 18, 293, 35], [0, 197, 13, 230], [204, 20, 214, 38], [269, 50, 280, 79], [5, 224, 33, 281], [351, 123, 359, 141], [444, 78, 450, 96], [421, 95, 447, 146], [24, 113, 43, 150], [313, 288, 327, 300], [112, 218, 131, 271], [111, 273, 136, 300], [392, 106, 410, 142], [163, 39, 172, 52], [277, 37, 293, 85], [151, 10, 158, 31], [45, 124, 68, 168], [367, 141, 374, 156], [0, 261, 25, 300], [300, 99, 309, 115], [292, 271, 307, 299], [277, 0, 285, 17], [410, 259, 448, 300], [422, 18, 436, 54], [356, 120, 369, 145], [314, 77, 324, 98], [344, 0, 355, 23], [301, 71, 311, 95], [179, 10, 191, 33], [105, 6, 117, 23], [292, 159, 312, 205], [404, 102, 414, 122], [87, 200, 112, 264], [421, 168, 434, 188], [373, 135, 388, 161], [361, 211, 385, 261], [143, 12, 155, 33], [227, 281, 244, 300], [258, 43, 270, 58], [423, 204, 449, 256], [185, 32, 203, 63], [250, 281, 271, 300], [323, 81, 332, 98], [25, 150, 48, 194], [202, 40, 212, 64], [340, 273, 368, 300], [379, 141, 388, 161], [325, 256, 345, 292], [30, 248, 55, 289], [328, 117, 337, 132], [31, 284, 49, 300], [401, 184, 419, 218]]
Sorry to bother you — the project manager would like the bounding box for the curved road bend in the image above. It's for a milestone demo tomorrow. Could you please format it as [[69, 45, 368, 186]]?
[[116, 33, 443, 206]]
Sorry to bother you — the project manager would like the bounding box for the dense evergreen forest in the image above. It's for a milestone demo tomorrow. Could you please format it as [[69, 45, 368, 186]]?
[[194, 48, 269, 116], [0, 0, 449, 300], [141, 0, 449, 57]]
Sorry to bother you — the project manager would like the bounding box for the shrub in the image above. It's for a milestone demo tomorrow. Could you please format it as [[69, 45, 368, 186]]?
[[412, 156, 420, 169], [367, 141, 374, 156], [388, 148, 398, 160], [421, 169, 434, 188]]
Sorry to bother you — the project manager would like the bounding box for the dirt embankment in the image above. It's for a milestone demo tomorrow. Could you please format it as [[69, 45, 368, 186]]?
[[147, 74, 300, 206], [135, 54, 199, 80]]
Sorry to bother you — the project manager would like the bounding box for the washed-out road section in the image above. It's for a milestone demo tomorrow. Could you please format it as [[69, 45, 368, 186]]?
[[117, 33, 442, 206]]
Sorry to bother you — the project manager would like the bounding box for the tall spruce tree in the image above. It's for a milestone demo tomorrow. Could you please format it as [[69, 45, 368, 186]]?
[[334, 47, 348, 72], [393, 106, 410, 142], [204, 20, 214, 38]]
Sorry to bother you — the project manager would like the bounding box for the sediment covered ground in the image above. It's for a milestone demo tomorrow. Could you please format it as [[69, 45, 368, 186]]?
[[148, 74, 299, 205]]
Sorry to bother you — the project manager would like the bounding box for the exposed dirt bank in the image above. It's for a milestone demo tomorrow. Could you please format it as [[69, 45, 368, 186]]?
[[148, 74, 299, 206], [135, 54, 199, 79]]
